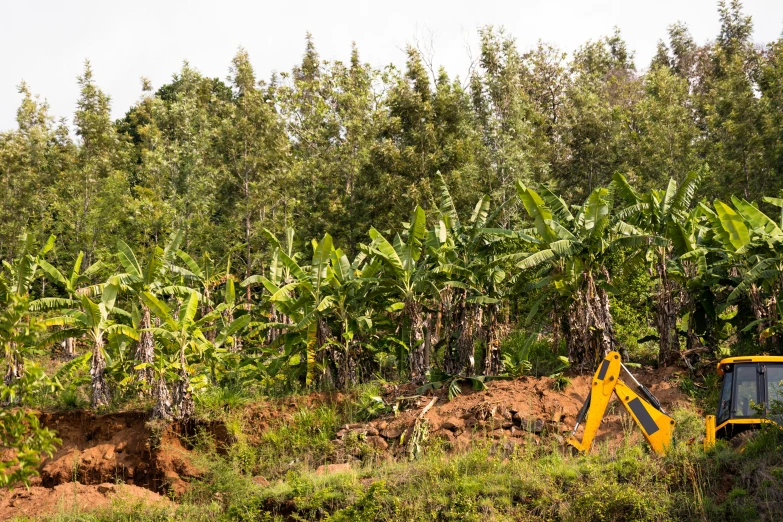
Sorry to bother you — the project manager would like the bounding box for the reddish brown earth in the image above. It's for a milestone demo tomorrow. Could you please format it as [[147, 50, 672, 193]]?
[[35, 411, 205, 496], [334, 366, 689, 455], [0, 482, 171, 520], [1, 367, 690, 520]]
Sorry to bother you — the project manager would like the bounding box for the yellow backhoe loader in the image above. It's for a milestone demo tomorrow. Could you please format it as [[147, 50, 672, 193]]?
[[567, 351, 676, 455], [567, 352, 783, 455], [704, 355, 783, 449]]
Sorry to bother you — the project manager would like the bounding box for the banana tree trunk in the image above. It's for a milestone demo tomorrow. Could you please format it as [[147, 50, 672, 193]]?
[[566, 271, 617, 370], [225, 308, 242, 353], [444, 292, 479, 376], [3, 343, 23, 392], [172, 346, 194, 420], [406, 300, 427, 384], [90, 336, 110, 408], [204, 287, 216, 343], [64, 336, 75, 359], [307, 318, 334, 388], [136, 305, 155, 388], [748, 283, 779, 351], [483, 303, 504, 376], [151, 375, 173, 421], [656, 258, 681, 366], [424, 313, 432, 370], [333, 343, 359, 390]]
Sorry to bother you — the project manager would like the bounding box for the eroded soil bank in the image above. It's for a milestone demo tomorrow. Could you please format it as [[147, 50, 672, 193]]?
[[1, 368, 689, 520]]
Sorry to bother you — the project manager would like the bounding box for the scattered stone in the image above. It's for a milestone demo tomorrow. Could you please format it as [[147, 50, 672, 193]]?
[[365, 427, 379, 437], [115, 441, 127, 453], [315, 463, 352, 475], [441, 417, 464, 432], [96, 483, 115, 495], [376, 421, 388, 430], [520, 417, 544, 434], [502, 421, 513, 429], [365, 436, 389, 451], [336, 429, 348, 438], [437, 429, 456, 443], [380, 426, 404, 440]]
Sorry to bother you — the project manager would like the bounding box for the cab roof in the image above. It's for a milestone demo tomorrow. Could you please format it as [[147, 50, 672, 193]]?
[[717, 356, 783, 375]]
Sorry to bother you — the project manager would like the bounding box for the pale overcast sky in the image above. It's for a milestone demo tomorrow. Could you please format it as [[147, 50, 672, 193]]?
[[1, 0, 782, 131]]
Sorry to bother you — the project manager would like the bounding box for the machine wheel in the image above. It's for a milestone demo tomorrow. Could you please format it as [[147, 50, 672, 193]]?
[[730, 429, 759, 451]]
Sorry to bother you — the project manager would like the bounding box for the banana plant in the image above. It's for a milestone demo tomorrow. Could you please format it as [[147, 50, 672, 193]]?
[[613, 171, 702, 365], [112, 231, 192, 388], [515, 182, 661, 368], [258, 233, 336, 387], [241, 227, 298, 345], [708, 196, 783, 350], [433, 172, 514, 376], [173, 250, 223, 341], [325, 247, 380, 388], [38, 251, 103, 357], [44, 284, 135, 408], [1, 234, 71, 388], [366, 206, 440, 383], [142, 290, 215, 420]]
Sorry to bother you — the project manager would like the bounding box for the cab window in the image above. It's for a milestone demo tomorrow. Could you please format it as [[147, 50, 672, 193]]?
[[733, 364, 759, 417], [717, 368, 733, 424], [766, 364, 783, 416]]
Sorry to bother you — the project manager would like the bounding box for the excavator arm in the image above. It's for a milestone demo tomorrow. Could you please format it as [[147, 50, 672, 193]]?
[[567, 351, 676, 455]]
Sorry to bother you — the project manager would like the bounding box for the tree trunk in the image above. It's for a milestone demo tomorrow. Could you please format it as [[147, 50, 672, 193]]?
[[483, 303, 504, 376], [172, 346, 194, 420], [3, 343, 23, 394], [90, 336, 110, 408], [445, 292, 479, 376], [135, 305, 155, 388], [334, 342, 359, 390], [656, 258, 681, 366], [64, 336, 75, 359], [748, 283, 779, 352], [204, 287, 216, 343], [424, 313, 432, 371], [406, 300, 427, 384], [151, 375, 173, 421], [566, 271, 617, 371]]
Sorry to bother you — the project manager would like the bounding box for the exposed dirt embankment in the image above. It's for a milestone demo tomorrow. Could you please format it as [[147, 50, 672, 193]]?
[[35, 410, 207, 496], [334, 367, 689, 455], [0, 367, 690, 520], [0, 482, 171, 521]]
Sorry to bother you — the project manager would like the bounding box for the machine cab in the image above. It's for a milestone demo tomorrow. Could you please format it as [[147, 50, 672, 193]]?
[[714, 356, 783, 439]]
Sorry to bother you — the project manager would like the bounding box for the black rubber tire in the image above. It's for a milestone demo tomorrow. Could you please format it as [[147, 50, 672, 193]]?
[[730, 429, 759, 451]]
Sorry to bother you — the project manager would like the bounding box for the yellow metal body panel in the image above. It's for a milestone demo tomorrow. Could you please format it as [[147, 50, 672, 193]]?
[[567, 351, 675, 455], [716, 356, 783, 375], [704, 415, 716, 450], [567, 352, 621, 454], [613, 380, 675, 454]]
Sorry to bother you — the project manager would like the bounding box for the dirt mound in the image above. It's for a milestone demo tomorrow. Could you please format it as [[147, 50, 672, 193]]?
[[0, 482, 171, 521], [37, 411, 203, 496], [22, 365, 689, 512], [335, 368, 689, 455]]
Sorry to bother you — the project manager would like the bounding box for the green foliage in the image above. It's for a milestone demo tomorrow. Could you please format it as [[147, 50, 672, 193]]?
[[40, 423, 783, 521], [0, 368, 61, 488]]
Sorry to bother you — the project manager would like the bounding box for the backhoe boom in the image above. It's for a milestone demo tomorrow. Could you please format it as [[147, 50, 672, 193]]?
[[567, 351, 675, 455]]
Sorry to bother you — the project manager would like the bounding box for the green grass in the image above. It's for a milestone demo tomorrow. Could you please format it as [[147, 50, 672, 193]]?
[[32, 422, 783, 522]]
